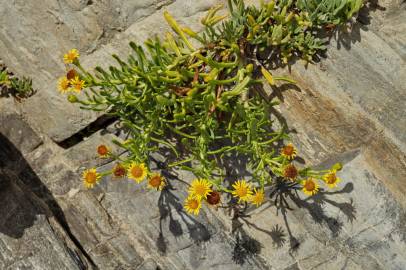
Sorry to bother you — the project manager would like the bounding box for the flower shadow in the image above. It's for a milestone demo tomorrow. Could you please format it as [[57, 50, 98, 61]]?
[[153, 161, 211, 255]]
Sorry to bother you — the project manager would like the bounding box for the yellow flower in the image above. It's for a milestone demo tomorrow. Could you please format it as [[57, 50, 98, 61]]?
[[323, 170, 340, 188], [70, 76, 85, 93], [64, 49, 80, 64], [231, 180, 253, 203], [283, 164, 298, 180], [127, 162, 148, 183], [189, 179, 212, 200], [97, 144, 110, 158], [112, 163, 126, 179], [250, 188, 265, 207], [148, 173, 166, 190], [301, 178, 319, 196], [184, 196, 202, 215], [57, 76, 70, 93], [82, 168, 101, 189], [281, 143, 297, 160]]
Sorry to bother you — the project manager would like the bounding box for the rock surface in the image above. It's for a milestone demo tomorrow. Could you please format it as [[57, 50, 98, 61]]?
[[0, 0, 405, 270]]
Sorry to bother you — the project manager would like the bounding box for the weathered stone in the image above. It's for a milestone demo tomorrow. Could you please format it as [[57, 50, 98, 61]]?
[[0, 113, 42, 155], [0, 134, 89, 269], [0, 0, 222, 142]]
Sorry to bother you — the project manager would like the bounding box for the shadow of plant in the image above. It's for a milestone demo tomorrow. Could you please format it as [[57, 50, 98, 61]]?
[[153, 159, 211, 255], [231, 216, 262, 265]]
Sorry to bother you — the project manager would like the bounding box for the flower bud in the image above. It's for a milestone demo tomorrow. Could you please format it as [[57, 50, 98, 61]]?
[[67, 94, 78, 103]]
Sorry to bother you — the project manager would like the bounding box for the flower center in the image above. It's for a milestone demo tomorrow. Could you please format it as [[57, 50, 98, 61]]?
[[326, 174, 336, 184], [254, 193, 263, 202], [304, 181, 315, 191], [237, 188, 247, 197], [283, 145, 294, 155], [131, 166, 143, 178], [97, 145, 108, 155], [195, 185, 207, 195], [206, 191, 220, 205], [85, 172, 97, 184], [66, 69, 77, 80], [283, 164, 298, 179], [149, 176, 162, 187], [189, 199, 199, 209], [113, 166, 126, 177]]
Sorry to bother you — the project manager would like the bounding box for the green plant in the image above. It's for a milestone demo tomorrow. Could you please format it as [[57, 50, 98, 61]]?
[[58, 0, 362, 214], [297, 0, 364, 25], [0, 68, 35, 99]]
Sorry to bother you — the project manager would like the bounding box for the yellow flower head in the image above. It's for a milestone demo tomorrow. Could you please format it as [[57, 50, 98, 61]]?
[[82, 168, 101, 189], [128, 162, 148, 183], [250, 188, 265, 207], [283, 164, 298, 180], [301, 178, 319, 196], [281, 143, 297, 160], [231, 180, 253, 203], [112, 163, 126, 179], [148, 173, 166, 190], [97, 144, 110, 158], [323, 170, 340, 188], [70, 76, 85, 93], [57, 76, 70, 93], [64, 49, 80, 64], [189, 179, 212, 200], [184, 196, 202, 215]]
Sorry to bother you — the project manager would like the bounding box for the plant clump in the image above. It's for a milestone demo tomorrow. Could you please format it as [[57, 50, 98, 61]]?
[[1, 63, 35, 100], [58, 0, 363, 215]]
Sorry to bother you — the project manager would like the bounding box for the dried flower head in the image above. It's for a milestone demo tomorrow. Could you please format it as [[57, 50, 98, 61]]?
[[97, 144, 110, 158], [148, 173, 166, 190], [112, 163, 126, 179], [281, 143, 297, 160], [206, 190, 221, 206], [66, 69, 78, 80], [283, 164, 298, 180]]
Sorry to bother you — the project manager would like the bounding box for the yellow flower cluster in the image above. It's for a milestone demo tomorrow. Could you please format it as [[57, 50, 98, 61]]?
[[57, 49, 85, 93], [300, 170, 341, 196], [231, 180, 264, 207], [82, 145, 166, 191], [82, 143, 341, 215], [184, 179, 213, 215], [278, 144, 342, 197]]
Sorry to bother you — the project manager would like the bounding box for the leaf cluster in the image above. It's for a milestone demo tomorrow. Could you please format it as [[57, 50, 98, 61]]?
[[0, 68, 35, 99]]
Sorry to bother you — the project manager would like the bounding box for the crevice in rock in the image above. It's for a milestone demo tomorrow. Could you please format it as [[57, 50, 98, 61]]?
[[57, 115, 118, 149], [0, 132, 99, 269]]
